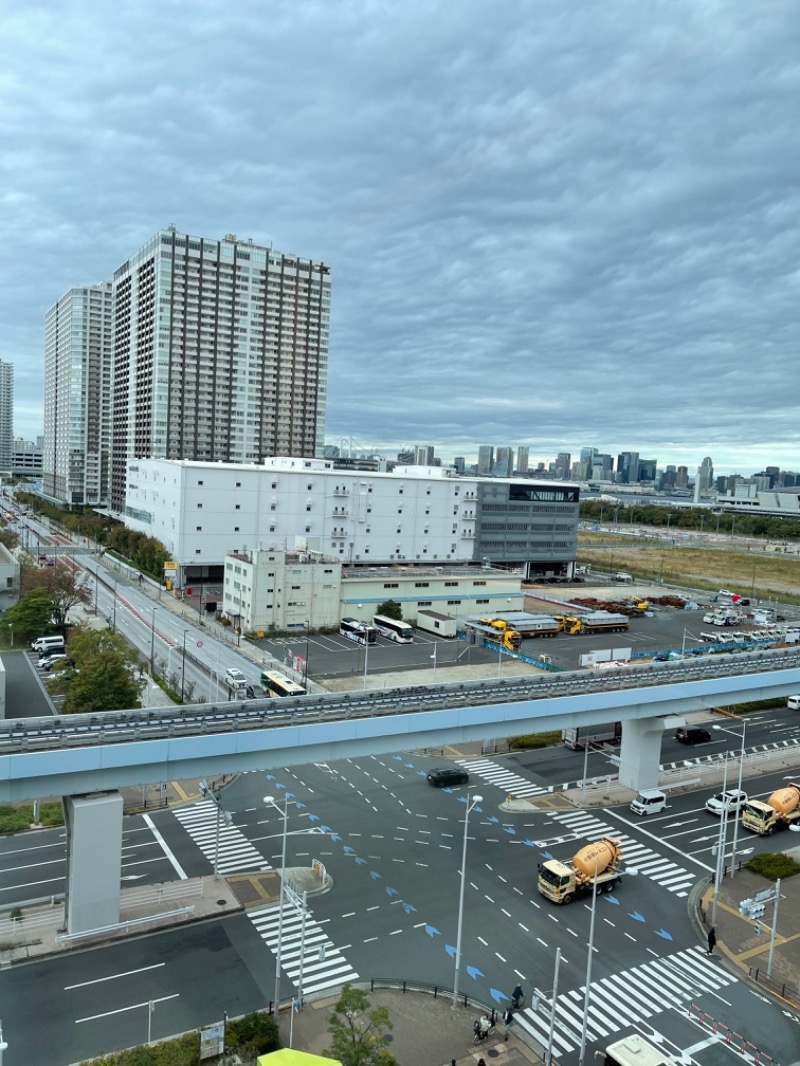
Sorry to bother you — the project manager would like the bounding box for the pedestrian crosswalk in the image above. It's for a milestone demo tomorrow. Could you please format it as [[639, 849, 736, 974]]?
[[546, 810, 697, 896], [515, 948, 736, 1055], [173, 800, 272, 875], [455, 757, 549, 799], [249, 900, 359, 998]]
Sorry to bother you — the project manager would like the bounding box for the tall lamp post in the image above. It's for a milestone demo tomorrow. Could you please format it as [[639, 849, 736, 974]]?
[[180, 630, 190, 703], [452, 792, 483, 1007], [578, 857, 600, 1066], [149, 607, 157, 674], [0, 1019, 7, 1066], [264, 793, 290, 1016], [304, 620, 310, 684], [362, 633, 370, 689], [431, 643, 437, 684], [200, 779, 232, 878], [713, 717, 747, 878]]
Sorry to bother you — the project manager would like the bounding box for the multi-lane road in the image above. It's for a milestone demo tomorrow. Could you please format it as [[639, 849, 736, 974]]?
[[1, 710, 799, 1065]]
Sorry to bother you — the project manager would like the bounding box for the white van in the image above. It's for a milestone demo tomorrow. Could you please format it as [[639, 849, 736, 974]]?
[[630, 789, 666, 816], [788, 695, 800, 711], [32, 635, 65, 654]]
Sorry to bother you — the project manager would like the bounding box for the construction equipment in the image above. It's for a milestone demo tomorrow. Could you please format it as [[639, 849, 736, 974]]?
[[742, 783, 800, 835], [467, 620, 522, 651], [554, 612, 629, 635], [537, 836, 623, 904]]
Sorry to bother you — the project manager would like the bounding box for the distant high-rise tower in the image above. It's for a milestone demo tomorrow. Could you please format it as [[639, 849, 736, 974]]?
[[43, 283, 113, 503], [554, 452, 572, 479], [477, 445, 494, 476], [493, 447, 513, 477], [694, 456, 714, 501], [516, 446, 529, 473], [0, 360, 13, 474], [109, 227, 330, 509], [414, 444, 435, 466], [616, 451, 640, 484], [579, 446, 596, 480]]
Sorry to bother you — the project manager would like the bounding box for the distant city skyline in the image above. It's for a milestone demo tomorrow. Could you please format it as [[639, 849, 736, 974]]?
[[2, 4, 798, 477]]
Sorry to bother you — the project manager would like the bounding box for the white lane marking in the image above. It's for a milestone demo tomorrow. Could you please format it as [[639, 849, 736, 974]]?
[[143, 813, 187, 879], [76, 994, 179, 1024], [65, 963, 165, 990]]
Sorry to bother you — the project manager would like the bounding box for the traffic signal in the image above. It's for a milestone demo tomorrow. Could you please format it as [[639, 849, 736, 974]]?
[[753, 923, 761, 935]]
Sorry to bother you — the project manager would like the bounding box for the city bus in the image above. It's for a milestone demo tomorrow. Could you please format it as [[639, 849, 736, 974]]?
[[340, 617, 377, 644], [259, 670, 306, 698], [372, 615, 414, 643], [602, 1035, 676, 1066]]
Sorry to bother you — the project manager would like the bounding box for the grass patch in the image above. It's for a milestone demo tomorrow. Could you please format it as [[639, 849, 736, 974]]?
[[745, 853, 800, 881], [508, 730, 562, 750], [0, 803, 63, 834]]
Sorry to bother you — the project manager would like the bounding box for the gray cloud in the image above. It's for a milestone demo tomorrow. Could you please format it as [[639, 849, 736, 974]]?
[[1, 0, 798, 474]]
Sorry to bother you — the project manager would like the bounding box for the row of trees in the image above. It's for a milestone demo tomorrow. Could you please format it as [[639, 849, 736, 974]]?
[[13, 492, 169, 579], [579, 499, 800, 541]]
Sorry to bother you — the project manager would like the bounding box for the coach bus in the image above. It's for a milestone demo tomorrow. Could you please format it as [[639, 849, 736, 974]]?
[[259, 670, 306, 698], [372, 615, 414, 643], [340, 617, 377, 645]]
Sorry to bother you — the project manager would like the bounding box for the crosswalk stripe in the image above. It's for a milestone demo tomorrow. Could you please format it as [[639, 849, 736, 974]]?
[[173, 800, 272, 875], [455, 758, 548, 797], [547, 811, 696, 896], [249, 898, 359, 997], [517, 948, 737, 1054]]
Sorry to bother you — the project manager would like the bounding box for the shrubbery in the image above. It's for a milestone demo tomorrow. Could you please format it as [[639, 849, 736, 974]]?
[[78, 1011, 279, 1065], [508, 731, 562, 750], [745, 853, 800, 881], [0, 802, 63, 834]]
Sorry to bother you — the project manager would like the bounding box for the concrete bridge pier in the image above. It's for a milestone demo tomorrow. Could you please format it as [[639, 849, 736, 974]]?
[[63, 791, 123, 935], [618, 715, 683, 792]]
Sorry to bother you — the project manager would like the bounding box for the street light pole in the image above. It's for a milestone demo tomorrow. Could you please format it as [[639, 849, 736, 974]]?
[[714, 718, 747, 878], [452, 791, 483, 1007], [150, 607, 157, 674], [0, 1019, 7, 1066], [578, 858, 600, 1066], [264, 793, 290, 1016], [362, 634, 369, 689], [544, 947, 561, 1066], [180, 630, 189, 703], [305, 620, 310, 684], [431, 643, 437, 684]]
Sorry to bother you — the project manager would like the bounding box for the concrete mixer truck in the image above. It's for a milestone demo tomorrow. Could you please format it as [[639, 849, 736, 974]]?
[[537, 836, 623, 904], [741, 783, 800, 835]]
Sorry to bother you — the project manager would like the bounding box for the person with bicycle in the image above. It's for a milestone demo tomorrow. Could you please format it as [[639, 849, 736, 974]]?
[[511, 983, 524, 1009]]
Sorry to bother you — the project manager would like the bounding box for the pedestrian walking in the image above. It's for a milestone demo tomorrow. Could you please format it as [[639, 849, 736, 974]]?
[[707, 927, 716, 955], [503, 1006, 514, 1040], [512, 982, 524, 1009]]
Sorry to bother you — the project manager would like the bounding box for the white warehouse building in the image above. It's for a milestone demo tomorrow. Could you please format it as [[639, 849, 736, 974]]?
[[124, 455, 579, 588]]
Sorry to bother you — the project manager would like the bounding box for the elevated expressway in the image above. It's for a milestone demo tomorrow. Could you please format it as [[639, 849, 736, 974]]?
[[3, 647, 800, 803]]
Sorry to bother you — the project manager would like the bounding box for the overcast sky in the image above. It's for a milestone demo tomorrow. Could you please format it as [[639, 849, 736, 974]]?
[[2, 1, 798, 476]]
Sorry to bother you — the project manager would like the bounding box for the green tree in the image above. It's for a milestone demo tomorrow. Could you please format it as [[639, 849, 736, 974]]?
[[62, 630, 145, 714], [0, 587, 57, 645], [376, 600, 403, 621], [325, 984, 398, 1066], [23, 563, 91, 622]]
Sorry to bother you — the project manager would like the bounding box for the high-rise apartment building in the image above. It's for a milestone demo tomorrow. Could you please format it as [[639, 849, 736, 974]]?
[[0, 360, 13, 474], [43, 284, 113, 503], [554, 452, 571, 479], [492, 447, 513, 478], [109, 227, 330, 509], [516, 446, 529, 473], [477, 445, 494, 476]]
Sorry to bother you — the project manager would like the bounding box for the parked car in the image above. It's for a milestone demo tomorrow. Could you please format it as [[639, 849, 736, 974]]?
[[39, 653, 72, 671], [675, 726, 711, 745], [705, 788, 748, 815], [427, 767, 469, 788], [788, 695, 800, 710]]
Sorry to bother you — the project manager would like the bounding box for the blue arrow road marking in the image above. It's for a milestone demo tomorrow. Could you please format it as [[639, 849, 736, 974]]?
[[330, 833, 341, 842], [308, 814, 320, 822], [393, 755, 403, 761], [466, 965, 484, 981], [488, 815, 499, 824], [386, 887, 399, 897], [628, 911, 646, 922], [402, 903, 417, 914], [295, 801, 307, 810], [503, 827, 516, 835], [490, 987, 506, 1004], [425, 925, 441, 938], [355, 857, 367, 866], [320, 825, 332, 833], [604, 895, 620, 905], [522, 840, 536, 848], [264, 774, 275, 781], [343, 846, 355, 855], [655, 929, 673, 940], [370, 870, 383, 881], [445, 944, 456, 958]]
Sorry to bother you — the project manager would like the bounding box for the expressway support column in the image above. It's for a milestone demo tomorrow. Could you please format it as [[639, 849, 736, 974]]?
[[63, 792, 123, 935], [618, 717, 682, 792]]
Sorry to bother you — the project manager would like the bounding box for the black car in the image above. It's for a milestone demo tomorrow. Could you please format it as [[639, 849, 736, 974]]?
[[427, 767, 470, 788], [675, 726, 711, 745]]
